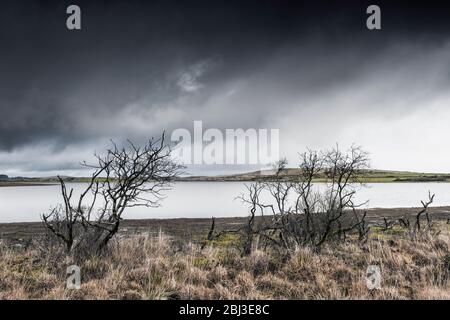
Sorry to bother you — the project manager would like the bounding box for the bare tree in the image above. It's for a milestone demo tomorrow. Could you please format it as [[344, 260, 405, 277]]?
[[234, 145, 370, 253], [42, 133, 182, 254]]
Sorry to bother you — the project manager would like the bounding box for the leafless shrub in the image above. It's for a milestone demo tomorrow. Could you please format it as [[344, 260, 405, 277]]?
[[206, 145, 371, 254], [353, 210, 370, 242], [203, 181, 267, 255], [415, 191, 435, 232], [379, 217, 396, 232], [373, 192, 437, 239], [42, 133, 182, 255], [382, 192, 436, 236]]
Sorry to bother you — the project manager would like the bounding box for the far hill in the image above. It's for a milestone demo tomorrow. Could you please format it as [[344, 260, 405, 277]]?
[[179, 169, 450, 183]]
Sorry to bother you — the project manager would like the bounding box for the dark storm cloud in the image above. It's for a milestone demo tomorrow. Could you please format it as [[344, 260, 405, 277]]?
[[0, 0, 300, 149], [1, 0, 450, 174]]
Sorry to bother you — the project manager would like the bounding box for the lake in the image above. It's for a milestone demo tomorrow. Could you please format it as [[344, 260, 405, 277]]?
[[1, 182, 450, 222]]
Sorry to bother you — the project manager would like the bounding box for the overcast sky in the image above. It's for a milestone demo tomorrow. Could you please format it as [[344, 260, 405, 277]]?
[[1, 0, 450, 176]]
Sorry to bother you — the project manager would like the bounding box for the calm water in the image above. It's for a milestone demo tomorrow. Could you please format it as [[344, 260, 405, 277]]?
[[1, 182, 450, 222]]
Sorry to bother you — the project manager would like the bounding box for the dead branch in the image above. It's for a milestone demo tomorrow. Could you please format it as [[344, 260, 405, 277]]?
[[415, 191, 435, 232]]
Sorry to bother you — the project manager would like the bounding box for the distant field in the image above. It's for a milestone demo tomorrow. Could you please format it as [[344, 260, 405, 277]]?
[[2, 169, 450, 186]]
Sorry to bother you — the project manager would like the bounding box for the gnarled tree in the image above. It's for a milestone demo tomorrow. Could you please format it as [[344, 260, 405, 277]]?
[[236, 145, 370, 252], [42, 133, 182, 254]]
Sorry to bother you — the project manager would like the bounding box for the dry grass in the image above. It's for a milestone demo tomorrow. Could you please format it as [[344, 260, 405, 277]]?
[[1, 225, 450, 300]]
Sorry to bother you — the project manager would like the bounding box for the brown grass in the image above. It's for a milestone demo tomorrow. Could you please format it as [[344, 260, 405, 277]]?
[[1, 225, 450, 300]]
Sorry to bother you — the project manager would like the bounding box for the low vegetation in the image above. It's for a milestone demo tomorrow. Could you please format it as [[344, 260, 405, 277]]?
[[1, 223, 450, 299]]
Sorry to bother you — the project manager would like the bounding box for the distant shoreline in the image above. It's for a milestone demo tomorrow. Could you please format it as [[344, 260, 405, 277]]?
[[2, 168, 450, 186], [0, 182, 58, 187]]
